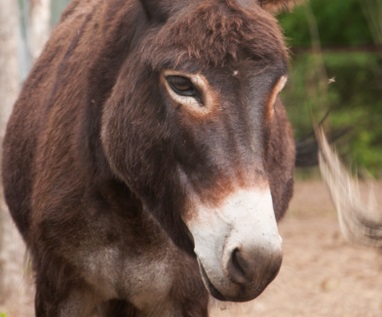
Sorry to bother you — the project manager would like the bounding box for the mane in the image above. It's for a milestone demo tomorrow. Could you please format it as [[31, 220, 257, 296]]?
[[141, 1, 288, 69]]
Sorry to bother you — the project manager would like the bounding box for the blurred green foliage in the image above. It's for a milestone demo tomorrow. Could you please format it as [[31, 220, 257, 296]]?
[[279, 0, 382, 176], [279, 0, 375, 47]]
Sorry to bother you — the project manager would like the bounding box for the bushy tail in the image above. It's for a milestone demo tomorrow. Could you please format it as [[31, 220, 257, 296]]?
[[315, 125, 382, 248]]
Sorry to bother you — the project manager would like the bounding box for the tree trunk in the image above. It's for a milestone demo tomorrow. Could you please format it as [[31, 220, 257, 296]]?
[[0, 1, 34, 316], [29, 0, 51, 61], [0, 2, 19, 131]]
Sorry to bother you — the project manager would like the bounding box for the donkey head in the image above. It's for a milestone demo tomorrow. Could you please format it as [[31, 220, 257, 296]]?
[[102, 0, 296, 302]]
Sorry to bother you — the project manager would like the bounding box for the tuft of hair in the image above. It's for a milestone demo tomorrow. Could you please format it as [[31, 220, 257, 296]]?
[[142, 1, 288, 69], [315, 125, 382, 248], [259, 0, 302, 13]]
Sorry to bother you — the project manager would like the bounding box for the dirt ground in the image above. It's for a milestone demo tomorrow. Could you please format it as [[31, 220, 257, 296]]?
[[211, 180, 382, 317], [1, 180, 381, 316]]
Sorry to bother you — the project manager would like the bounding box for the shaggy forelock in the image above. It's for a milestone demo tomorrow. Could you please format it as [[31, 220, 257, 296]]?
[[141, 1, 288, 69]]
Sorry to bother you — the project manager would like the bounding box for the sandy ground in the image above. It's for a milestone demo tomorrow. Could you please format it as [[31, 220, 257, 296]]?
[[1, 180, 382, 316]]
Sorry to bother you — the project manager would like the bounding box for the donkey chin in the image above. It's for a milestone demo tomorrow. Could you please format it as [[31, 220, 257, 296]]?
[[184, 187, 283, 302]]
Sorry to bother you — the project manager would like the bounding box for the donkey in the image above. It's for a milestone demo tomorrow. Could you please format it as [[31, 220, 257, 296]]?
[[2, 0, 298, 316]]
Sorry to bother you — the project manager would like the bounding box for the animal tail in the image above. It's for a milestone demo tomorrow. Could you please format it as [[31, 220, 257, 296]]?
[[315, 125, 382, 248], [295, 110, 349, 168], [295, 128, 349, 168]]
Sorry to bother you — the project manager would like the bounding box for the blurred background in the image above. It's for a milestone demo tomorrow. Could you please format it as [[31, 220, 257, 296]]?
[[279, 0, 382, 177], [0, 0, 381, 316]]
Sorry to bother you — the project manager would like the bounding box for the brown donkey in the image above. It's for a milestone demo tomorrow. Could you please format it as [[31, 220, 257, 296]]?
[[2, 0, 298, 316]]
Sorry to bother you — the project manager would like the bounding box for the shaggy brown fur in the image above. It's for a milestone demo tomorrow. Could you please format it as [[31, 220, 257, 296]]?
[[141, 1, 288, 68], [2, 0, 297, 316]]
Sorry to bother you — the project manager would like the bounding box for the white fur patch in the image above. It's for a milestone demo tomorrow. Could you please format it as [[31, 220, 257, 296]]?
[[184, 187, 282, 298]]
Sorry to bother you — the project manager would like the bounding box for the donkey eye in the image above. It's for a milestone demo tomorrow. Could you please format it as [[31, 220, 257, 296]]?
[[166, 75, 199, 98], [162, 71, 207, 110]]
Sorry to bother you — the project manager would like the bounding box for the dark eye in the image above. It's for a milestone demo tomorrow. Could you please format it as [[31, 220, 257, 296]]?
[[166, 75, 200, 99]]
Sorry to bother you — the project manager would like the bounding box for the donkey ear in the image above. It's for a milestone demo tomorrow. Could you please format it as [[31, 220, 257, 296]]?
[[258, 0, 301, 13], [139, 0, 174, 23]]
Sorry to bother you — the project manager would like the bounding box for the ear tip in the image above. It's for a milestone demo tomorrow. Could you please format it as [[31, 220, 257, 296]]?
[[259, 0, 302, 13]]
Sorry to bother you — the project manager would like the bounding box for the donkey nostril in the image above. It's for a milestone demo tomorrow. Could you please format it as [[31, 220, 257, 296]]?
[[228, 248, 248, 285], [227, 246, 283, 287]]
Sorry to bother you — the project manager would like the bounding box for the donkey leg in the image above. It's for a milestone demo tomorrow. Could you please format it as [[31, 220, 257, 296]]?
[[97, 299, 138, 317], [135, 299, 209, 317], [135, 270, 209, 316], [35, 287, 97, 317], [34, 267, 98, 317], [35, 285, 97, 317]]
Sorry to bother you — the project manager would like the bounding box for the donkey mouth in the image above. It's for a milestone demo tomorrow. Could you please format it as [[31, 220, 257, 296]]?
[[198, 260, 228, 301], [197, 257, 273, 303]]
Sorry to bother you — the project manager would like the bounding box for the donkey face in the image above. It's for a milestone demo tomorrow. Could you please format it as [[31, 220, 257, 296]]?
[[102, 0, 295, 302]]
